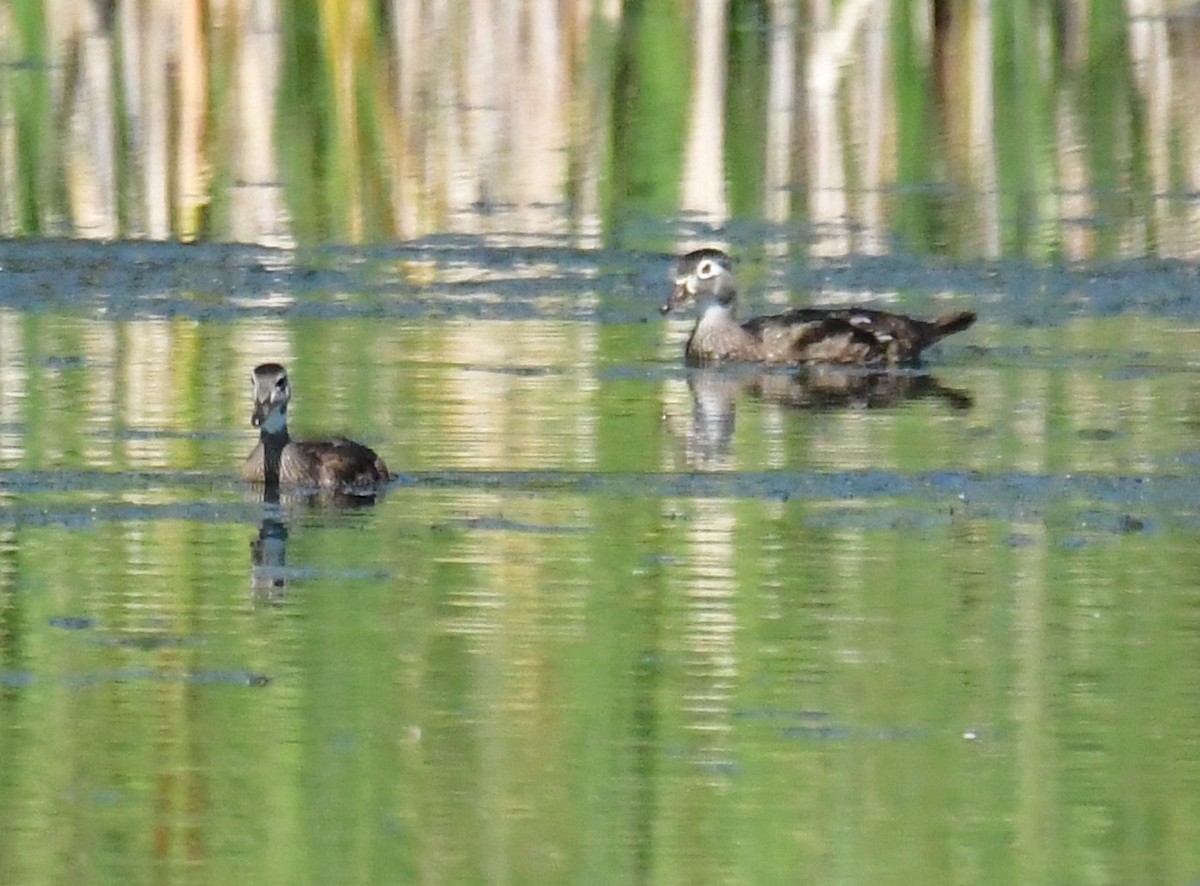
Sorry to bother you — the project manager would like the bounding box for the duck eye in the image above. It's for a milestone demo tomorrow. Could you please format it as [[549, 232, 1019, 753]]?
[[696, 260, 715, 279], [275, 378, 287, 390]]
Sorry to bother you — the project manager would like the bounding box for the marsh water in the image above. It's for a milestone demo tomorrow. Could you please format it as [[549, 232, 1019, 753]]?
[[6, 0, 1200, 883], [2, 240, 1200, 884]]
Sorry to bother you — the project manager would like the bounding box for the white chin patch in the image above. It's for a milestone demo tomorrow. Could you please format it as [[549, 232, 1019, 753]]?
[[701, 303, 729, 322], [262, 406, 288, 434]]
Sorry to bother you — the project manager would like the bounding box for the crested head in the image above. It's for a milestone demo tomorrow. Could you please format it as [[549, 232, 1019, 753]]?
[[661, 247, 739, 315], [672, 248, 734, 276], [251, 362, 291, 435]]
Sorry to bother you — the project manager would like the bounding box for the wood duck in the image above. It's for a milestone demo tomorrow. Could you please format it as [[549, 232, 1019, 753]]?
[[241, 363, 390, 493], [661, 248, 977, 366]]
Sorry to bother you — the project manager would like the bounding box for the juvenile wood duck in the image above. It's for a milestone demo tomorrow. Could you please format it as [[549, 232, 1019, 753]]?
[[241, 363, 390, 492], [661, 248, 977, 366]]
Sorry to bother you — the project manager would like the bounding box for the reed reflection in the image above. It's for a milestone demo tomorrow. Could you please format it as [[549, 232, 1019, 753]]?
[[7, 1, 1200, 258], [677, 496, 738, 782]]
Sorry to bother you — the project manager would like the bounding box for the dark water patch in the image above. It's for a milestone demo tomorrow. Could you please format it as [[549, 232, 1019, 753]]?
[[0, 237, 652, 324], [1106, 364, 1170, 381], [48, 617, 208, 651], [734, 708, 832, 722], [781, 724, 918, 742], [248, 565, 393, 582], [461, 365, 566, 378], [0, 242, 296, 318], [1, 496, 399, 531], [778, 722, 926, 742], [1074, 510, 1151, 534], [0, 239, 613, 323], [598, 362, 695, 383], [803, 507, 952, 533], [0, 469, 232, 494], [48, 616, 97, 630], [0, 467, 1193, 532], [781, 723, 856, 741], [85, 632, 205, 651], [110, 428, 236, 442], [796, 254, 1200, 321], [408, 468, 1200, 535], [637, 553, 681, 568], [436, 515, 590, 535], [1, 467, 1195, 531], [1116, 513, 1147, 534], [7, 239, 1200, 328], [0, 238, 294, 272], [733, 707, 932, 742], [411, 468, 1196, 514], [0, 499, 269, 529], [959, 343, 1193, 373], [62, 668, 271, 689], [41, 354, 87, 370], [1005, 533, 1039, 548], [0, 670, 35, 687], [0, 668, 270, 689]]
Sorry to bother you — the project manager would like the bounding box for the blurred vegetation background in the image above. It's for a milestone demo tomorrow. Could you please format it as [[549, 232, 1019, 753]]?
[[3, 0, 1198, 258]]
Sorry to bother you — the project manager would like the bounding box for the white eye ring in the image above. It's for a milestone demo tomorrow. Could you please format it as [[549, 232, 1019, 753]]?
[[696, 260, 716, 279]]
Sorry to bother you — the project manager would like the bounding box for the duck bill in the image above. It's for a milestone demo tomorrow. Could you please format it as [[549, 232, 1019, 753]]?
[[660, 282, 690, 315], [251, 399, 271, 428]]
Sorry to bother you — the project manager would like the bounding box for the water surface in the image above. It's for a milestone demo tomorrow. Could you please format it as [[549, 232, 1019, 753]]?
[[0, 241, 1198, 884], [6, 0, 1200, 879]]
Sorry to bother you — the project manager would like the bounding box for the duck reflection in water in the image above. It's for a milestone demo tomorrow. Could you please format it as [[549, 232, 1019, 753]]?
[[676, 365, 973, 468], [243, 362, 390, 602], [250, 491, 290, 602], [247, 484, 386, 603]]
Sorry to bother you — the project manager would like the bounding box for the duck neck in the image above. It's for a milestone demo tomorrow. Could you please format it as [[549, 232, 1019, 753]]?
[[259, 415, 290, 486], [696, 299, 738, 330], [686, 296, 757, 363]]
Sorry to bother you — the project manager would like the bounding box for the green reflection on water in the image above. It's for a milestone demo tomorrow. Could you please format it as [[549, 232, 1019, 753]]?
[[0, 304, 1199, 883]]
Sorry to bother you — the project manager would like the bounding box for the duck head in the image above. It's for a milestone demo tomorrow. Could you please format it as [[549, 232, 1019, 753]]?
[[661, 248, 738, 315], [250, 362, 291, 434]]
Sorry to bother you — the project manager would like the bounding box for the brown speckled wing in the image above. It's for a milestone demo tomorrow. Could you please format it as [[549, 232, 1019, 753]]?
[[747, 306, 973, 365], [785, 317, 887, 364], [744, 312, 885, 365], [242, 441, 266, 482], [294, 438, 390, 490]]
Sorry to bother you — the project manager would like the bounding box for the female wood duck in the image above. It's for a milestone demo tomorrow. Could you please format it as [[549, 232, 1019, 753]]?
[[661, 248, 977, 366], [241, 363, 390, 492]]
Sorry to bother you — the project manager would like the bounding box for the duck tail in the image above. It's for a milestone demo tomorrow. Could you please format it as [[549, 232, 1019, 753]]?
[[929, 310, 976, 341]]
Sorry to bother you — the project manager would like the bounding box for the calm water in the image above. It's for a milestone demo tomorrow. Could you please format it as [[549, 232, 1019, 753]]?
[[0, 242, 1198, 883], [6, 0, 1200, 881]]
